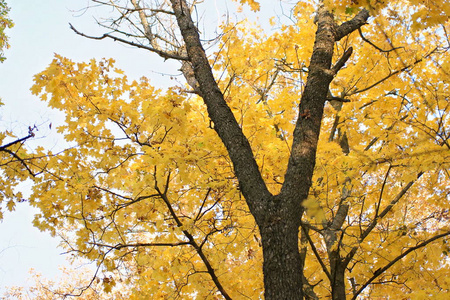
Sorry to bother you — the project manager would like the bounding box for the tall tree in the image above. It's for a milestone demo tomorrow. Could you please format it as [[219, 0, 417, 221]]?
[[28, 0, 450, 299]]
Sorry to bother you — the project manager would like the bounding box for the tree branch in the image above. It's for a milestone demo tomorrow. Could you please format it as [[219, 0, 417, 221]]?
[[335, 9, 370, 41], [280, 5, 336, 209], [301, 224, 332, 281], [332, 47, 353, 73], [92, 241, 191, 249], [154, 172, 232, 300], [351, 230, 450, 299], [344, 172, 423, 265], [358, 28, 403, 53], [281, 7, 368, 210], [0, 131, 36, 177], [350, 47, 438, 95], [326, 96, 350, 103], [0, 132, 34, 151], [169, 0, 271, 223], [69, 23, 188, 61], [361, 172, 423, 241]]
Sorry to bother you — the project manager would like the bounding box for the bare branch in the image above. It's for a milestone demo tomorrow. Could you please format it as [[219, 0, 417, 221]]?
[[358, 28, 403, 53], [301, 224, 332, 281], [92, 241, 190, 249], [351, 47, 438, 95], [344, 172, 423, 265], [360, 172, 423, 241], [91, 0, 174, 15], [69, 23, 188, 61]]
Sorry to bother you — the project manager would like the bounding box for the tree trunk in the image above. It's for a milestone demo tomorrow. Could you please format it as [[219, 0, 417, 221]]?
[[259, 199, 304, 299]]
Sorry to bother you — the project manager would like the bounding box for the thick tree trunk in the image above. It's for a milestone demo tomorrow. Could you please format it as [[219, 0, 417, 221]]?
[[258, 197, 304, 300], [260, 222, 304, 299]]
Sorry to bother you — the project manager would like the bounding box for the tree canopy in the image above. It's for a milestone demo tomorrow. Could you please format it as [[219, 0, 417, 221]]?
[[3, 0, 450, 299]]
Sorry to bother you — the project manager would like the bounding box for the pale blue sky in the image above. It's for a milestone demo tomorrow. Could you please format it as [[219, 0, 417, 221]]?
[[0, 0, 286, 293]]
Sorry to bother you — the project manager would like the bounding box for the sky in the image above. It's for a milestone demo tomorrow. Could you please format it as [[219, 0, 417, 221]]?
[[0, 0, 286, 293]]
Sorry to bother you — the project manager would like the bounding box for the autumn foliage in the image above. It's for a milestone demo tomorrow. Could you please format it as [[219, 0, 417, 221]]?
[[2, 0, 450, 299]]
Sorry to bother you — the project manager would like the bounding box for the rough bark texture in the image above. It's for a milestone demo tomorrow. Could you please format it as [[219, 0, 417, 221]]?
[[260, 217, 303, 299], [169, 0, 369, 298], [257, 194, 305, 299]]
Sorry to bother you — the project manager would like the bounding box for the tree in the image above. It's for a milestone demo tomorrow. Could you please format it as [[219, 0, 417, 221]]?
[[28, 0, 449, 299], [0, 0, 13, 63], [0, 0, 39, 218]]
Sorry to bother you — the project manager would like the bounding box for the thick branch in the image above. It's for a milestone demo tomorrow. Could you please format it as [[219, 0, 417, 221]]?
[[332, 47, 353, 73], [327, 96, 350, 102], [169, 0, 271, 222], [280, 6, 335, 207], [281, 7, 368, 207], [335, 9, 370, 41], [0, 132, 36, 177], [0, 133, 34, 151]]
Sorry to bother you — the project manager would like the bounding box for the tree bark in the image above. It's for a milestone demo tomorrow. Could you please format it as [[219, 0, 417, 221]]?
[[330, 258, 347, 300], [260, 215, 304, 299]]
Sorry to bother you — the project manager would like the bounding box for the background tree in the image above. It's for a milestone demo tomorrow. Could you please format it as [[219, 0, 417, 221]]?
[[3, 266, 129, 299], [0, 0, 13, 63], [0, 0, 40, 219], [28, 0, 449, 299]]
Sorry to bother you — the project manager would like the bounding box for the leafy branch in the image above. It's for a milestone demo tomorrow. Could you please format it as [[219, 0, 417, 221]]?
[[351, 230, 450, 299], [0, 127, 37, 176]]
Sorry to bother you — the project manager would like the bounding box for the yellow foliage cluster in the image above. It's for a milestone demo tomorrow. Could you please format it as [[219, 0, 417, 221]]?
[[231, 0, 261, 12], [325, 0, 450, 30]]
